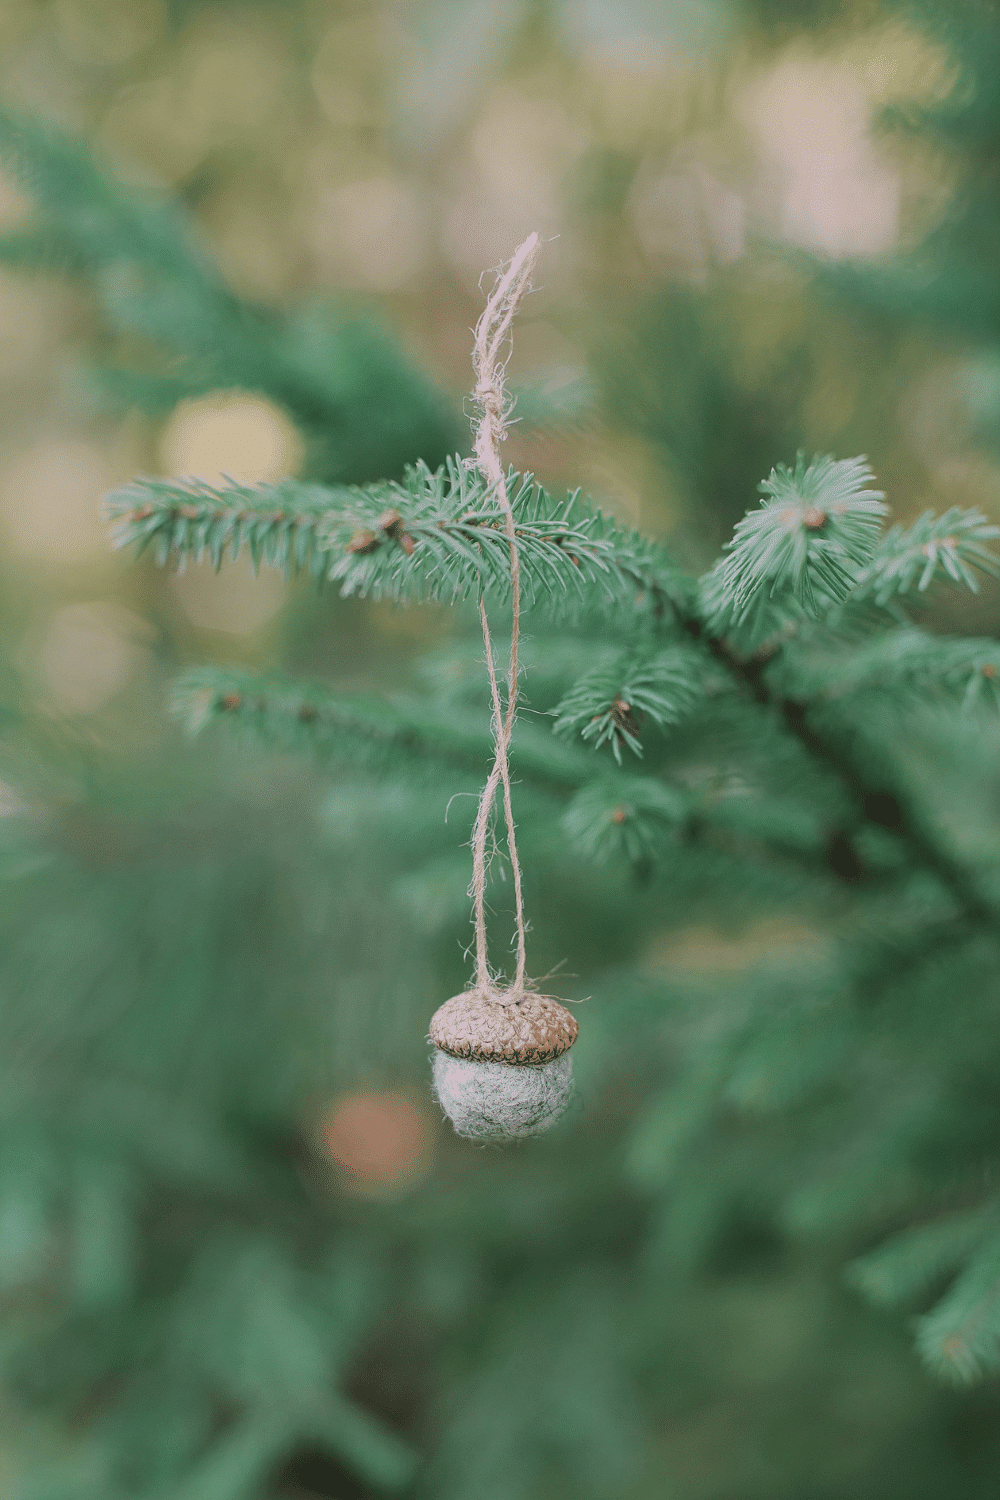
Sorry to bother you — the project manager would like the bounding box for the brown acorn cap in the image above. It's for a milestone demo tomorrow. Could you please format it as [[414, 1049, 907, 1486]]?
[[429, 988, 578, 1065]]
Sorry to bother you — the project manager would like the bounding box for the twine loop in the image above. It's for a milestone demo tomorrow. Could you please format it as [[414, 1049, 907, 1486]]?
[[468, 232, 540, 1002]]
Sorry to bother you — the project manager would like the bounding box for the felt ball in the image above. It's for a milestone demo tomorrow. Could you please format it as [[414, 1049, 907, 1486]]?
[[431, 1050, 574, 1141]]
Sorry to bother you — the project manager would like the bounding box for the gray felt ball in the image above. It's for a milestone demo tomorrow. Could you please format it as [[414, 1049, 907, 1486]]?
[[431, 1050, 574, 1141]]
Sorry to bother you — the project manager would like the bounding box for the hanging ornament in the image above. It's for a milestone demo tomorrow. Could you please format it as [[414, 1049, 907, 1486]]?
[[428, 233, 579, 1141], [430, 988, 577, 1141]]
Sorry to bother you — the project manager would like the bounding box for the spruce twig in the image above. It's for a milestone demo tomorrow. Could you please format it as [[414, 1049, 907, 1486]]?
[[683, 616, 995, 919]]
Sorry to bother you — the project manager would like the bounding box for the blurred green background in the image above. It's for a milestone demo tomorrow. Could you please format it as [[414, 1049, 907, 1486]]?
[[3, 0, 1000, 1497]]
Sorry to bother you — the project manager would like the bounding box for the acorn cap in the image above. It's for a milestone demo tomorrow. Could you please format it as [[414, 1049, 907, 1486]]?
[[429, 989, 578, 1065]]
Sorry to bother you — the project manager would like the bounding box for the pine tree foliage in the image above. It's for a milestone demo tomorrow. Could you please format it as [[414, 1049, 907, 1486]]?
[[708, 454, 888, 619], [823, 1, 1000, 353], [914, 1236, 1000, 1385], [9, 65, 1000, 1500], [127, 445, 1000, 896], [562, 776, 688, 863], [0, 110, 457, 484], [552, 645, 708, 762], [854, 509, 1000, 603], [171, 665, 597, 790], [846, 1207, 998, 1311], [106, 460, 689, 614], [772, 627, 1000, 709], [697, 455, 889, 650], [122, 435, 1000, 1412]]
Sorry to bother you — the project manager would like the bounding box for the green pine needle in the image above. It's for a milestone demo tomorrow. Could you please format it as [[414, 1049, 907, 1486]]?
[[106, 458, 687, 616], [846, 1206, 997, 1310], [171, 665, 596, 791], [701, 453, 887, 633], [914, 1235, 1000, 1385], [774, 628, 1000, 709], [552, 646, 707, 762], [562, 777, 687, 865], [853, 508, 1000, 603]]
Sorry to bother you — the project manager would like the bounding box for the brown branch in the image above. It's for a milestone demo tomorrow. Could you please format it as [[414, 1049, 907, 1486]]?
[[681, 615, 994, 920]]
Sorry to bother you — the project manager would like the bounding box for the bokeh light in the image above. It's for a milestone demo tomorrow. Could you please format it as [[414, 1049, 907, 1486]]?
[[35, 601, 152, 715], [318, 1089, 433, 1197], [156, 392, 302, 486], [0, 440, 120, 563], [157, 392, 301, 637]]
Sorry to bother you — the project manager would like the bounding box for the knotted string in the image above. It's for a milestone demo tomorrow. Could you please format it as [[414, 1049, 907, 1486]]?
[[468, 232, 540, 1001]]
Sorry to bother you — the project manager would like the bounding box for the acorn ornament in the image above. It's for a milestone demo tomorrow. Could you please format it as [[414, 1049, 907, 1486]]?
[[428, 232, 580, 1143], [429, 988, 578, 1141]]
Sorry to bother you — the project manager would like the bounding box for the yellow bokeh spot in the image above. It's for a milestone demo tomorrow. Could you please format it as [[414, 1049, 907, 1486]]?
[[170, 552, 288, 638], [0, 440, 118, 562], [644, 917, 825, 975], [37, 602, 152, 715], [157, 393, 303, 486]]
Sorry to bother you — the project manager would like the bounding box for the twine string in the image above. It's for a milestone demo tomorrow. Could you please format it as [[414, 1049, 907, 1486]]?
[[468, 232, 540, 1001]]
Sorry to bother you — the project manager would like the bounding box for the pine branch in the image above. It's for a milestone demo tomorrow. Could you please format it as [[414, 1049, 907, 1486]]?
[[696, 575, 809, 656], [0, 108, 258, 386], [0, 109, 221, 288], [134, 446, 1000, 916], [561, 778, 687, 865], [775, 629, 1000, 709], [171, 667, 595, 791], [699, 454, 887, 637], [846, 1205, 997, 1310], [108, 475, 344, 582], [107, 459, 689, 616], [852, 509, 1000, 604], [682, 612, 995, 913], [552, 645, 709, 762], [167, 1410, 299, 1500], [176, 670, 870, 888], [677, 457, 1000, 916], [915, 1234, 1000, 1384], [306, 1392, 419, 1492]]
